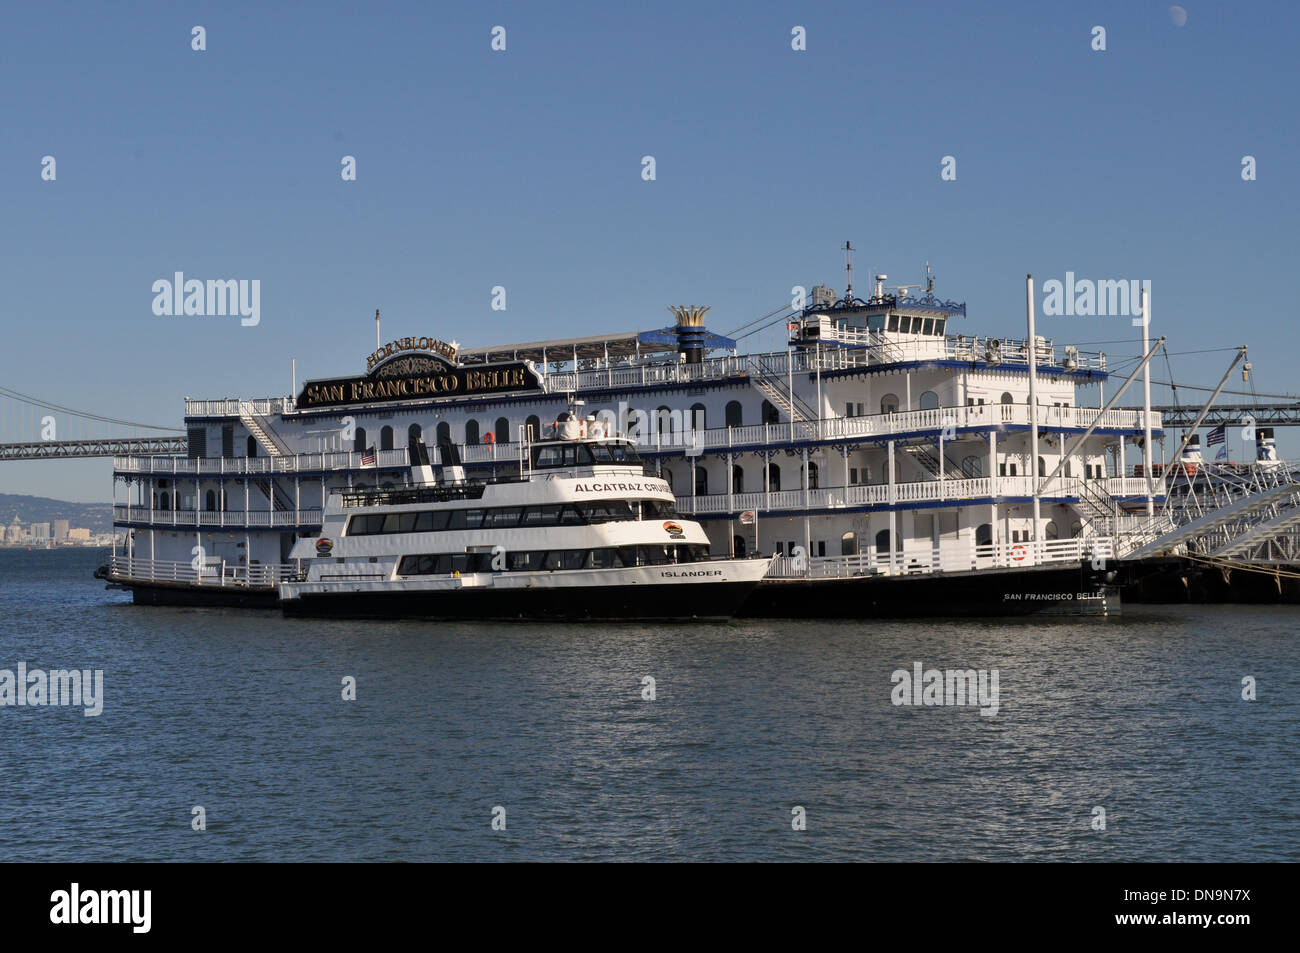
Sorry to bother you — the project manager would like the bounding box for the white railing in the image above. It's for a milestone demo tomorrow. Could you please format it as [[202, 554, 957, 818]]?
[[535, 336, 1107, 394], [1106, 477, 1161, 497], [675, 474, 1122, 515], [767, 536, 1115, 578], [113, 448, 409, 475], [185, 397, 296, 418], [113, 506, 323, 527], [108, 555, 298, 588], [624, 403, 1160, 454]]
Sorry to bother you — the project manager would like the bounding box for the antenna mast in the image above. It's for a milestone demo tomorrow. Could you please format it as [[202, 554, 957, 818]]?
[[843, 241, 854, 299]]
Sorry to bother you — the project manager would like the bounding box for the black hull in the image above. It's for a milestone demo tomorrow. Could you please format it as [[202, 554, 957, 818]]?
[[1121, 556, 1300, 604], [738, 562, 1119, 618], [110, 579, 280, 609], [281, 580, 761, 622]]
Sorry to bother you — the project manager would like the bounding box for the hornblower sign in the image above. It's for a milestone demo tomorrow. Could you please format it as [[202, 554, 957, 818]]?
[[296, 338, 541, 409]]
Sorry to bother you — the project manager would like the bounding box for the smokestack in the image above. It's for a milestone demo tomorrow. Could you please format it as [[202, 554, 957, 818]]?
[[668, 305, 711, 364], [1256, 427, 1278, 466]]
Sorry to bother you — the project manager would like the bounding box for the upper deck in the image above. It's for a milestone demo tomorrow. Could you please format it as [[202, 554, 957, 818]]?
[[182, 333, 1109, 422]]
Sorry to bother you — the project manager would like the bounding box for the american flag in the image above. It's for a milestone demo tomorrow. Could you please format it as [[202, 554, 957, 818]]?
[[360, 445, 376, 466], [1206, 425, 1226, 447]]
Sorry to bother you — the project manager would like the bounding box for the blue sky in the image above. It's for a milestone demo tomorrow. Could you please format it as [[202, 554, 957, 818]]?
[[2, 0, 1297, 501]]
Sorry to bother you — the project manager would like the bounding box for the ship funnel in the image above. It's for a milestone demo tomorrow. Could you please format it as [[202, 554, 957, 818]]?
[[1256, 427, 1279, 467], [1179, 433, 1203, 464], [668, 305, 711, 364]]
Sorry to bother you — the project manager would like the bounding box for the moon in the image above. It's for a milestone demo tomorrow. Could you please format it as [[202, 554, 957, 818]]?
[[1169, 5, 1188, 27]]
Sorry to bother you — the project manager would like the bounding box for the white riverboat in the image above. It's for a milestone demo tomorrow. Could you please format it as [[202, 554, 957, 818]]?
[[100, 251, 1179, 616]]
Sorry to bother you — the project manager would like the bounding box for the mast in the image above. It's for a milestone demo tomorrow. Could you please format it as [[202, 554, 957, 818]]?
[[1026, 274, 1041, 555], [1140, 287, 1154, 518], [844, 241, 854, 299]]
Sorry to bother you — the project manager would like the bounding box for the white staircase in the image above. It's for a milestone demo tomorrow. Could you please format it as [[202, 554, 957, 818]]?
[[239, 401, 292, 457], [746, 356, 818, 439]]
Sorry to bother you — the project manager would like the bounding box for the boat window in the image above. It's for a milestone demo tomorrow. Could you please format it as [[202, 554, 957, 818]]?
[[584, 501, 634, 523], [641, 500, 681, 520], [540, 551, 564, 571], [557, 505, 585, 526], [562, 550, 588, 570], [589, 443, 614, 463], [348, 514, 383, 535], [533, 446, 562, 468], [412, 510, 439, 532], [382, 512, 419, 534], [588, 548, 618, 569], [887, 315, 899, 332], [519, 505, 556, 527], [483, 507, 522, 528]]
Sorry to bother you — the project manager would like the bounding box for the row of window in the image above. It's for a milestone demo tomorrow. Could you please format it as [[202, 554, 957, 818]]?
[[532, 442, 640, 468], [997, 460, 1106, 479], [348, 500, 681, 536], [397, 544, 712, 575], [667, 457, 1107, 495], [340, 395, 1088, 453]]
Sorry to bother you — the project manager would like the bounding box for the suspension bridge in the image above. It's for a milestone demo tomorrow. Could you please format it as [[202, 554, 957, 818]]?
[[0, 386, 185, 461]]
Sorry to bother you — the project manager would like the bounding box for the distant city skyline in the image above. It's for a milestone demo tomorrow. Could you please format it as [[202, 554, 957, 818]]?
[[3, 1, 1298, 502]]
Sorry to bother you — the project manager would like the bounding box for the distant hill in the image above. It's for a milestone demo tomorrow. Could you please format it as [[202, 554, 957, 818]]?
[[0, 493, 113, 534]]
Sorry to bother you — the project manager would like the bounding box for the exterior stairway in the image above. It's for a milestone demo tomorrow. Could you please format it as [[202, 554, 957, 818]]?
[[746, 356, 818, 439], [252, 478, 296, 513], [899, 444, 965, 480], [239, 401, 292, 457]]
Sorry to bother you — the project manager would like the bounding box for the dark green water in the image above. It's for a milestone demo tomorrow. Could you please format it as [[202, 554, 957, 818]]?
[[0, 548, 1295, 861]]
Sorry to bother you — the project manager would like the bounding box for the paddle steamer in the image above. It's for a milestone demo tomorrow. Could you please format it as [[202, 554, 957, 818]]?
[[101, 253, 1173, 616]]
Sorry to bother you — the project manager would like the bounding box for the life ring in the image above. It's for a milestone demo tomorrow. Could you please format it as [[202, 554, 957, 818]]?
[[483, 432, 496, 445], [1011, 544, 1027, 562]]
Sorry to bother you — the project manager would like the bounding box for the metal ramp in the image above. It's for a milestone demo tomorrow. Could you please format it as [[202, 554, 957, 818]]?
[[1127, 481, 1300, 558], [1210, 506, 1300, 560]]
